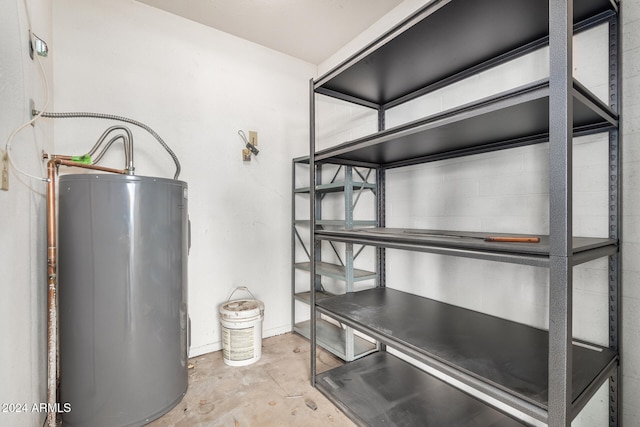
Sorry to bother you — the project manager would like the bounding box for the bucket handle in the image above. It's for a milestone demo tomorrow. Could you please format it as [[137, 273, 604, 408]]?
[[226, 286, 257, 302]]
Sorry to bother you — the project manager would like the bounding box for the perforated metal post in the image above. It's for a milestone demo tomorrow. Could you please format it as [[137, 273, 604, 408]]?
[[377, 107, 386, 291], [607, 8, 621, 426], [291, 159, 296, 340], [548, 0, 574, 425], [343, 166, 355, 360], [309, 79, 317, 387]]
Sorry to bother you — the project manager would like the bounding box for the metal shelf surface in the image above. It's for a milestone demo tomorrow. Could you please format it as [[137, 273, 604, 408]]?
[[294, 290, 335, 304], [315, 79, 617, 166], [315, 228, 617, 267], [294, 219, 377, 228], [295, 262, 376, 282], [295, 181, 376, 194], [293, 318, 376, 361], [316, 352, 526, 427], [316, 287, 617, 411], [315, 0, 615, 107]]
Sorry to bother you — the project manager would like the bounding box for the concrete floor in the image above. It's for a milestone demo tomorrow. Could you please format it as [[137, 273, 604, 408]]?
[[148, 333, 357, 427]]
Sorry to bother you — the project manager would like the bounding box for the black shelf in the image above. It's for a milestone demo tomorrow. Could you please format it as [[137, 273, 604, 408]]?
[[308, 0, 621, 424], [316, 288, 617, 411], [316, 352, 526, 427], [315, 228, 617, 267], [315, 0, 615, 107], [315, 79, 617, 167]]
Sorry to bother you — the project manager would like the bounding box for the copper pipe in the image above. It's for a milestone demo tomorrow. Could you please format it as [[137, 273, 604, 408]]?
[[53, 158, 127, 175], [44, 158, 126, 426], [46, 154, 72, 160]]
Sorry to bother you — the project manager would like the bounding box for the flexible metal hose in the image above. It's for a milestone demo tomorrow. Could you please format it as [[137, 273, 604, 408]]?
[[33, 110, 181, 179], [91, 134, 130, 170], [87, 126, 134, 173]]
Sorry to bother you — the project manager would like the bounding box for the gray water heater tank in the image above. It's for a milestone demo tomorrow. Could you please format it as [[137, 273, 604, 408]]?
[[58, 174, 189, 427]]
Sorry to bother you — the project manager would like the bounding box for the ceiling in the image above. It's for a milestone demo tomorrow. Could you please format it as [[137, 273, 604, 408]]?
[[136, 0, 403, 65]]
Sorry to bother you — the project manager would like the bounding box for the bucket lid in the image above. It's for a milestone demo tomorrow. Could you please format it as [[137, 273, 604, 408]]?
[[220, 299, 264, 319]]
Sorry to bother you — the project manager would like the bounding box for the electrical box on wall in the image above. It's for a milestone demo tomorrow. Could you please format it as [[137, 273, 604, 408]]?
[[1, 150, 9, 191]]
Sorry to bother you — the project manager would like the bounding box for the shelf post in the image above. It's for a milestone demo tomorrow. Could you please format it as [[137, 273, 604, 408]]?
[[548, 256, 573, 426], [309, 78, 317, 387], [376, 168, 386, 290], [291, 159, 296, 336], [376, 107, 386, 291], [344, 166, 355, 360], [607, 9, 621, 426], [548, 0, 573, 425]]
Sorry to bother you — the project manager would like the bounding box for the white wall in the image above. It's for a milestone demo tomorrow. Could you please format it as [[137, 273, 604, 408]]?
[[0, 0, 52, 425], [51, 0, 315, 357], [317, 0, 637, 425]]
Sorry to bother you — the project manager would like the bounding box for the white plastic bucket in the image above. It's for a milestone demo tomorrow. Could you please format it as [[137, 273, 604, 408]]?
[[219, 287, 264, 366]]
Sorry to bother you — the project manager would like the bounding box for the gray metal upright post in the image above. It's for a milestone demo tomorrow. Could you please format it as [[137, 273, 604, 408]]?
[[548, 0, 573, 425], [291, 160, 296, 336], [607, 9, 622, 426], [377, 107, 386, 291], [344, 166, 355, 360], [309, 79, 317, 387]]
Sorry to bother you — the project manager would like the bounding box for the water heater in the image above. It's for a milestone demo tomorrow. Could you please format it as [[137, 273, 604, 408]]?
[[58, 174, 189, 427]]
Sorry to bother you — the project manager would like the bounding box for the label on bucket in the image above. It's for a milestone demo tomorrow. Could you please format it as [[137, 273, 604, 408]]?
[[222, 326, 255, 361]]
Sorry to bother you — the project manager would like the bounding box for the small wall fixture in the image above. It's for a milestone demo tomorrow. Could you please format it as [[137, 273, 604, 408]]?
[[29, 31, 48, 59], [238, 130, 258, 161]]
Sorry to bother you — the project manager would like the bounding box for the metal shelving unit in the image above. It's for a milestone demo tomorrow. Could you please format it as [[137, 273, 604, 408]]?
[[291, 157, 378, 361], [307, 0, 621, 426]]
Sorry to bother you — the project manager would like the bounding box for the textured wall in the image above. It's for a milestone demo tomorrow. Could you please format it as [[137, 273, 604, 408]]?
[[0, 0, 52, 425], [51, 0, 316, 358]]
